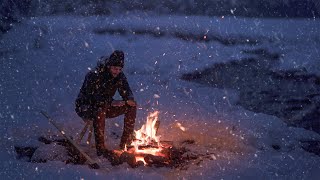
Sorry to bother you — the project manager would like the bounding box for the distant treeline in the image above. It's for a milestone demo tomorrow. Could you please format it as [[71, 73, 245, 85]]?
[[1, 0, 319, 33]]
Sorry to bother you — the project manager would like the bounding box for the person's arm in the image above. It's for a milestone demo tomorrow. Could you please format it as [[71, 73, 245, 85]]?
[[118, 73, 134, 102], [78, 71, 96, 99], [79, 71, 107, 105]]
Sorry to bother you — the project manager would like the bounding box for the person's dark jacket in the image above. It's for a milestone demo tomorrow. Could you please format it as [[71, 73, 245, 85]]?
[[75, 63, 134, 120]]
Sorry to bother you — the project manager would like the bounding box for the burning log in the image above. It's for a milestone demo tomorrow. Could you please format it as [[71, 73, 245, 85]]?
[[102, 144, 190, 168], [144, 154, 169, 167], [110, 149, 169, 167], [119, 151, 136, 167], [126, 140, 172, 149]]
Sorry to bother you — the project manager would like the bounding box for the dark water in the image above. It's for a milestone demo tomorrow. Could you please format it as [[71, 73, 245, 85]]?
[[181, 49, 320, 134]]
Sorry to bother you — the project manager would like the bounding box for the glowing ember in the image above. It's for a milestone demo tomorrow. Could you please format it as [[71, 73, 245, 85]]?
[[135, 156, 147, 165]]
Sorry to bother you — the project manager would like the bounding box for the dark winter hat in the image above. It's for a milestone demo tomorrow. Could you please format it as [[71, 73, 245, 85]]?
[[107, 50, 124, 68]]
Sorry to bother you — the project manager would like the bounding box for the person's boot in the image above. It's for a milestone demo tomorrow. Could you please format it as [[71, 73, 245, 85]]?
[[119, 106, 136, 149], [120, 133, 135, 150]]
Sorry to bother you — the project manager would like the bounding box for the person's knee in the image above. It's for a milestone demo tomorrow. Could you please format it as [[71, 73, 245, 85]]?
[[126, 105, 137, 112], [76, 105, 91, 120], [131, 105, 137, 112]]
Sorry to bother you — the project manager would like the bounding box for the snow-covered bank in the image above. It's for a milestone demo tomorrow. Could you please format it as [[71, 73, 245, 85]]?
[[1, 14, 320, 179]]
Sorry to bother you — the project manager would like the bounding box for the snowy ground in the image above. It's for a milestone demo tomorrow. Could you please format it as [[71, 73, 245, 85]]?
[[1, 13, 320, 179]]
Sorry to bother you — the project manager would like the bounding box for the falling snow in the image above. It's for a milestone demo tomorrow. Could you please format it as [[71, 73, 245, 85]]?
[[1, 1, 320, 179]]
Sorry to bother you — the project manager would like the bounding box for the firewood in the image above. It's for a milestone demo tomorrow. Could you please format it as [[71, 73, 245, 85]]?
[[120, 152, 147, 168], [144, 154, 169, 167]]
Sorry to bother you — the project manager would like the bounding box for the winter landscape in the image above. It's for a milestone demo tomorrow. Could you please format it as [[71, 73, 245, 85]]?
[[1, 1, 320, 179]]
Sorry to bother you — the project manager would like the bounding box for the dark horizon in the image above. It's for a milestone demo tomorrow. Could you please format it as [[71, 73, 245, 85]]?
[[1, 0, 319, 33]]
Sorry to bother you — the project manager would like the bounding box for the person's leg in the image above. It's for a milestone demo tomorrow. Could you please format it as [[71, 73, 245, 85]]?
[[105, 105, 137, 149], [120, 105, 136, 149], [93, 106, 107, 155]]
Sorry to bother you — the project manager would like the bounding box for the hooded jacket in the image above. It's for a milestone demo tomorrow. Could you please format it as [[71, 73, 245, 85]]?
[[75, 58, 134, 119]]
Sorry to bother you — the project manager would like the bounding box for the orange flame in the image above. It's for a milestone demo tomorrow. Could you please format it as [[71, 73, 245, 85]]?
[[130, 111, 164, 156]]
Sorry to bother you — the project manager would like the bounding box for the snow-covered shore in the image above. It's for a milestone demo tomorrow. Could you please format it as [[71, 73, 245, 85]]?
[[1, 14, 320, 179]]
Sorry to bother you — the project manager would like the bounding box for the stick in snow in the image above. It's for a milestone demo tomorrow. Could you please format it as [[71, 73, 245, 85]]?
[[40, 111, 100, 169]]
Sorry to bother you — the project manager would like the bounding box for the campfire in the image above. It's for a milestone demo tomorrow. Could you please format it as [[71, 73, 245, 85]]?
[[24, 111, 192, 169], [16, 109, 248, 170], [113, 111, 175, 167]]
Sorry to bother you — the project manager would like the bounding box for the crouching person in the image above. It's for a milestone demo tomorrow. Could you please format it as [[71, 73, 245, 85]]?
[[75, 50, 137, 157]]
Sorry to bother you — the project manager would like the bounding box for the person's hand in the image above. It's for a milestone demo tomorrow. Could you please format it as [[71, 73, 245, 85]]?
[[111, 100, 126, 107], [126, 100, 137, 107]]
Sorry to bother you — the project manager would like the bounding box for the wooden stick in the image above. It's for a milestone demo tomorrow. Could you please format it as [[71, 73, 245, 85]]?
[[40, 111, 99, 169], [86, 122, 94, 146], [77, 120, 90, 144]]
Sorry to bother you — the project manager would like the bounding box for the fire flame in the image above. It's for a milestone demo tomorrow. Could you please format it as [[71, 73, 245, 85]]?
[[128, 111, 165, 164], [135, 111, 158, 141]]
